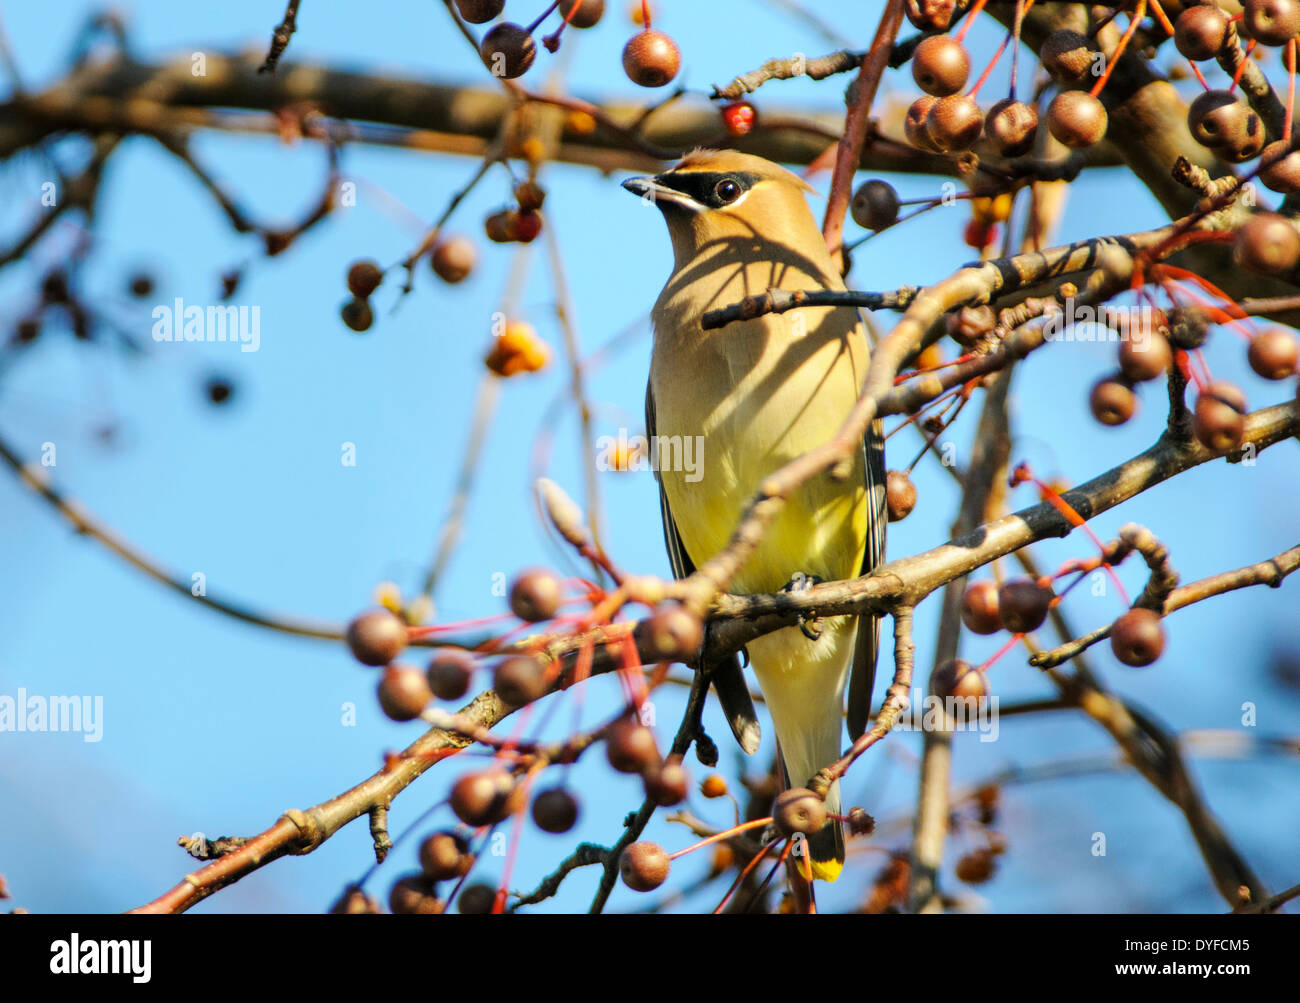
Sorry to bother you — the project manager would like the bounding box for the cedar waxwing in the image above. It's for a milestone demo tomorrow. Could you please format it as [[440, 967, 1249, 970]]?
[[624, 149, 887, 881]]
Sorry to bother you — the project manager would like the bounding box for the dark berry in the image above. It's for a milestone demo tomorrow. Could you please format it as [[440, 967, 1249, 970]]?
[[346, 259, 383, 298], [377, 664, 434, 721], [532, 787, 580, 833], [960, 580, 1002, 635], [426, 649, 475, 701], [619, 841, 670, 891], [772, 788, 827, 837], [508, 568, 563, 621], [911, 35, 970, 96], [622, 29, 680, 87], [492, 655, 548, 707], [885, 469, 917, 522], [1110, 607, 1165, 666], [346, 609, 408, 666], [997, 578, 1052, 633]]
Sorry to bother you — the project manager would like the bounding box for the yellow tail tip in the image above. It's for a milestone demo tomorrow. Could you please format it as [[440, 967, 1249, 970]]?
[[809, 857, 843, 883]]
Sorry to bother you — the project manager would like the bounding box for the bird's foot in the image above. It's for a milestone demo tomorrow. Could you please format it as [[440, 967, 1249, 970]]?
[[782, 571, 825, 641]]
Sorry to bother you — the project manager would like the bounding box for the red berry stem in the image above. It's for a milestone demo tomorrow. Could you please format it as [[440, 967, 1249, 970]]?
[[713, 836, 784, 914], [640, 0, 651, 31], [669, 817, 773, 861], [1286, 37, 1296, 139], [954, 0, 990, 44], [967, 29, 1012, 100], [1090, 0, 1147, 98], [1008, 0, 1031, 99]]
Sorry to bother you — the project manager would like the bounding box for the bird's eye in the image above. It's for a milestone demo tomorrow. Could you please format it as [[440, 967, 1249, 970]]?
[[714, 178, 742, 204]]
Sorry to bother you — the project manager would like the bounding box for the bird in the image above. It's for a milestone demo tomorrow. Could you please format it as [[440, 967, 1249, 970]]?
[[623, 149, 886, 882]]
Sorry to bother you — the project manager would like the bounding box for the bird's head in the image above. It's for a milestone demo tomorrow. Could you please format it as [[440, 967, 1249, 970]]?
[[622, 149, 822, 266]]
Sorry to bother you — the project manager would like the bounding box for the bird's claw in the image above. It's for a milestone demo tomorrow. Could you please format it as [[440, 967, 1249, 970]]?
[[782, 571, 824, 641]]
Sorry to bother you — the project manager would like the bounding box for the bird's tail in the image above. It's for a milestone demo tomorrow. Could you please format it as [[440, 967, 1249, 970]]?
[[805, 778, 844, 882]]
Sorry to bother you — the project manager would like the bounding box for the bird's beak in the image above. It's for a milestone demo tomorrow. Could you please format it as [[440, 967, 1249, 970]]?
[[622, 174, 698, 211]]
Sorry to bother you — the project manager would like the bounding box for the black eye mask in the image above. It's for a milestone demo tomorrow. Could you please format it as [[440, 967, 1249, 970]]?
[[654, 171, 762, 209]]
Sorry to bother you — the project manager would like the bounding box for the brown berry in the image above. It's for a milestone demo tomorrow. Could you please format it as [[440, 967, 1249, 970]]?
[[419, 831, 472, 881], [560, 0, 604, 28], [619, 841, 670, 891], [347, 259, 382, 298], [850, 179, 900, 230], [1259, 141, 1300, 194], [340, 297, 374, 333], [1041, 30, 1099, 82], [1193, 380, 1248, 453], [1110, 607, 1165, 667], [1175, 5, 1231, 60], [955, 850, 997, 884], [532, 787, 580, 833], [509, 567, 563, 621], [1242, 0, 1300, 46], [128, 272, 155, 298], [700, 774, 728, 798], [485, 210, 517, 243], [480, 23, 536, 79], [848, 807, 876, 836], [905, 0, 956, 31], [1248, 328, 1300, 379], [986, 98, 1039, 158], [960, 580, 1002, 635], [1047, 90, 1107, 148], [456, 0, 504, 23], [912, 35, 970, 97], [1090, 377, 1137, 426], [205, 377, 234, 406], [457, 882, 497, 914], [426, 649, 476, 701], [643, 603, 703, 662], [514, 180, 546, 212], [905, 96, 941, 151], [926, 94, 983, 152], [432, 236, 477, 283], [885, 469, 917, 522], [644, 761, 688, 806], [378, 664, 434, 721], [773, 788, 827, 837], [346, 609, 408, 666], [1236, 213, 1300, 275], [1118, 332, 1173, 382], [330, 885, 382, 914], [930, 658, 988, 700], [513, 209, 543, 243], [1187, 90, 1247, 148], [389, 874, 444, 914], [997, 578, 1052, 633], [493, 655, 548, 707], [623, 29, 680, 87], [606, 716, 660, 773], [450, 769, 522, 827]]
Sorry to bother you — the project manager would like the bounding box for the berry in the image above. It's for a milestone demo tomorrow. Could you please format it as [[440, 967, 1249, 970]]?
[[457, 882, 497, 914], [960, 580, 1002, 635], [455, 0, 504, 23], [1090, 377, 1137, 426], [986, 98, 1039, 158], [346, 609, 408, 666], [513, 209, 543, 243], [426, 649, 475, 701], [1248, 328, 1300, 379], [925, 94, 983, 152], [420, 831, 472, 881], [514, 180, 547, 212], [850, 179, 900, 230], [377, 664, 434, 721], [1193, 381, 1248, 453], [480, 23, 536, 79], [509, 567, 563, 621], [885, 469, 917, 522], [1259, 140, 1300, 194], [1187, 91, 1262, 160], [700, 774, 728, 798], [532, 787, 580, 833], [205, 377, 234, 405], [911, 35, 970, 97], [721, 101, 757, 136], [997, 578, 1052, 633], [1175, 5, 1230, 60], [1110, 607, 1165, 666], [340, 297, 373, 332], [450, 769, 522, 827], [642, 603, 703, 662], [492, 655, 548, 706], [606, 716, 660, 773], [560, 0, 604, 28], [623, 29, 680, 87], [619, 841, 670, 891], [1117, 331, 1173, 382], [905, 0, 956, 32], [346, 259, 382, 298], [772, 788, 827, 837], [41, 271, 69, 303], [389, 874, 444, 914], [905, 96, 941, 151], [1236, 214, 1300, 275], [431, 236, 477, 283], [644, 761, 689, 806], [485, 320, 550, 376], [128, 272, 155, 298], [955, 850, 997, 884], [1040, 30, 1098, 82], [1242, 0, 1300, 46], [1047, 91, 1107, 148], [930, 658, 988, 700], [330, 885, 382, 914]]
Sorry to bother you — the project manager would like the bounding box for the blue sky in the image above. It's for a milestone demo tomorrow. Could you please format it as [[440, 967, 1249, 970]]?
[[1, 0, 1297, 914]]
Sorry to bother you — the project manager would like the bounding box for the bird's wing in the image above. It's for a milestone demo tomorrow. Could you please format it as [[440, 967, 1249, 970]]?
[[646, 383, 762, 754], [846, 370, 888, 741]]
